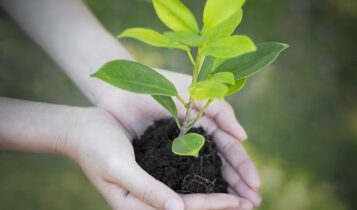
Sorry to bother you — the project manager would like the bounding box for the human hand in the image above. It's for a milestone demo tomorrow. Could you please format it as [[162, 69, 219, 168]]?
[[61, 108, 244, 210], [95, 69, 262, 208]]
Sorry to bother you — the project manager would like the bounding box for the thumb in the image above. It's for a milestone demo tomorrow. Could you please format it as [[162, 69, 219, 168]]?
[[116, 160, 184, 210]]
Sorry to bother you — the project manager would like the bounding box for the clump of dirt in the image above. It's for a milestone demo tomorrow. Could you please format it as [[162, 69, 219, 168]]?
[[133, 118, 228, 193]]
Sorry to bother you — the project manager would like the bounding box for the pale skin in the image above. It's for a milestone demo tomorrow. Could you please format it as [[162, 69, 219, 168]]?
[[0, 0, 261, 209]]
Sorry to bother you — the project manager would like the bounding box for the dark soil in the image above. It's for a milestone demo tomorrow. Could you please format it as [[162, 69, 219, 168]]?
[[133, 118, 228, 194]]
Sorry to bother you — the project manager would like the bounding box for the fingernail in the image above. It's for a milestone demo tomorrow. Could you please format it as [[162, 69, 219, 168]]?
[[237, 124, 248, 141], [164, 198, 183, 210]]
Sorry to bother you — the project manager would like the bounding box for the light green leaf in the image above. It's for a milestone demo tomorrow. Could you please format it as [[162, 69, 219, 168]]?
[[153, 0, 199, 33], [214, 42, 289, 80], [203, 9, 243, 41], [203, 0, 245, 30], [189, 80, 228, 101], [172, 133, 205, 157], [118, 28, 171, 47], [197, 56, 215, 81], [206, 35, 256, 59], [152, 95, 178, 118], [225, 78, 247, 96], [210, 72, 235, 85], [92, 60, 178, 96], [164, 31, 205, 47]]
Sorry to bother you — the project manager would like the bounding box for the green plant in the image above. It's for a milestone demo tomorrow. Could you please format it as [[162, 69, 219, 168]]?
[[92, 0, 288, 157]]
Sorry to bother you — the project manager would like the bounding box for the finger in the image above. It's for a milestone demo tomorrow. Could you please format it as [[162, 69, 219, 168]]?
[[115, 161, 184, 210], [222, 162, 261, 207], [180, 193, 240, 210], [213, 130, 260, 190], [195, 100, 247, 141], [227, 188, 255, 210], [97, 181, 155, 210]]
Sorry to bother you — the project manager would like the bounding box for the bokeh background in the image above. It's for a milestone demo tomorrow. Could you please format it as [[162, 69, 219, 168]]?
[[1, 0, 356, 209]]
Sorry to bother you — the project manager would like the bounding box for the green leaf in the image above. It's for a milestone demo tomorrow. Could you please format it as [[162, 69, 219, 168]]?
[[225, 78, 247, 96], [206, 35, 256, 59], [210, 72, 235, 85], [164, 31, 205, 47], [197, 56, 215, 81], [118, 28, 171, 47], [152, 95, 178, 118], [203, 9, 243, 41], [92, 60, 178, 96], [153, 0, 199, 33], [203, 0, 245, 30], [172, 133, 205, 157], [189, 80, 228, 101], [214, 42, 289, 80]]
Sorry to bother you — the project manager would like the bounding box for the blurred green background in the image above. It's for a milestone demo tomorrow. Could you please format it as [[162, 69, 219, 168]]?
[[1, 0, 356, 209]]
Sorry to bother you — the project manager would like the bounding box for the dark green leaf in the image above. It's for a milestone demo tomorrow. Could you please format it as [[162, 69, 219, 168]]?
[[197, 56, 215, 81], [172, 133, 205, 157], [189, 80, 228, 101], [164, 31, 205, 47], [225, 78, 247, 96], [152, 95, 178, 118], [153, 0, 199, 33], [214, 42, 289, 79], [92, 60, 178, 96], [206, 35, 256, 59]]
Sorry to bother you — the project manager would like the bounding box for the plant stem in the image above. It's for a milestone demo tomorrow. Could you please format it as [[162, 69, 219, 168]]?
[[192, 48, 205, 83], [176, 95, 188, 108], [187, 99, 212, 129], [179, 48, 207, 135]]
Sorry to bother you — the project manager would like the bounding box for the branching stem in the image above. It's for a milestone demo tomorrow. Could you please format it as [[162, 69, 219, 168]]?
[[179, 48, 209, 135]]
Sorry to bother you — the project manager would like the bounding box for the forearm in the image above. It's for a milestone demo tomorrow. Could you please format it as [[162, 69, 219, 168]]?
[[1, 0, 133, 103], [0, 97, 80, 157]]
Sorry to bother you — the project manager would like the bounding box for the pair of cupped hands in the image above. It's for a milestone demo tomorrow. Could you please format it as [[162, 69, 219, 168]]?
[[64, 69, 261, 210]]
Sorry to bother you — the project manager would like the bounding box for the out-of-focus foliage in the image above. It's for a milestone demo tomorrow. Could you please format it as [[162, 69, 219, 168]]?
[[0, 0, 356, 209]]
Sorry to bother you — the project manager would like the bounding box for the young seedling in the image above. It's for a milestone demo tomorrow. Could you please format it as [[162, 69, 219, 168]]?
[[92, 0, 288, 157]]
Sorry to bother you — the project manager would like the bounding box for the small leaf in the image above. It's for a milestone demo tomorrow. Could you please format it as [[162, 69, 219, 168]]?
[[92, 60, 178, 96], [189, 80, 228, 101], [225, 78, 247, 96], [164, 31, 205, 47], [153, 0, 199, 33], [203, 0, 245, 30], [197, 56, 215, 81], [203, 9, 243, 41], [118, 28, 171, 47], [172, 133, 205, 157], [214, 42, 289, 80], [152, 95, 178, 118], [210, 72, 235, 85], [206, 35, 256, 59]]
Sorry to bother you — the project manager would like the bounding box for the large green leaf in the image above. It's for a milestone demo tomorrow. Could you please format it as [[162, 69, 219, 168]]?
[[206, 35, 256, 59], [153, 0, 199, 33], [214, 42, 289, 79], [92, 60, 178, 96], [164, 31, 205, 47], [197, 56, 215, 81], [203, 0, 245, 30], [210, 72, 235, 85], [152, 95, 178, 118], [204, 10, 243, 41], [225, 78, 247, 96], [189, 80, 228, 101], [172, 133, 205, 157]]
